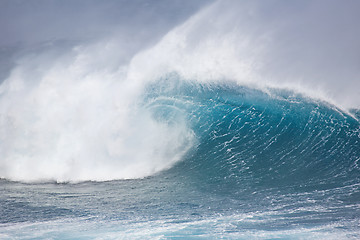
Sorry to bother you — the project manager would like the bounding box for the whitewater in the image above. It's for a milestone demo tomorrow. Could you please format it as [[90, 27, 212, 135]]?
[[1, 0, 360, 239]]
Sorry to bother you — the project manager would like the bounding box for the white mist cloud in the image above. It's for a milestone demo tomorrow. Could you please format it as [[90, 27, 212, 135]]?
[[129, 0, 360, 108]]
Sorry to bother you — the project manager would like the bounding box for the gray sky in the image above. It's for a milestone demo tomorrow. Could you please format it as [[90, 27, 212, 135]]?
[[0, 0, 211, 46], [253, 0, 360, 108]]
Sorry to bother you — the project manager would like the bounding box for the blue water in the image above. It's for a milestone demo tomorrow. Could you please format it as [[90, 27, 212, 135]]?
[[1, 75, 360, 239]]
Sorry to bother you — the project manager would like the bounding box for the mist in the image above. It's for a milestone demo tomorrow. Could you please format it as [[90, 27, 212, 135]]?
[[0, 0, 212, 82]]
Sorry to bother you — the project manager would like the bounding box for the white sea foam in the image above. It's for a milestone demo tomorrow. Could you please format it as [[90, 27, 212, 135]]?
[[0, 40, 194, 182]]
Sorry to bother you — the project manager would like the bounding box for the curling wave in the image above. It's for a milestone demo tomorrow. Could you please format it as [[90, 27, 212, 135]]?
[[1, 0, 360, 184]]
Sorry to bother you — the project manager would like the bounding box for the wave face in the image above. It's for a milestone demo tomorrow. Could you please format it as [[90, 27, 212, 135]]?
[[145, 75, 360, 191]]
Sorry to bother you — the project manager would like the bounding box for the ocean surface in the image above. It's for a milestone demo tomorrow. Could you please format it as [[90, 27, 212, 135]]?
[[1, 0, 360, 239]]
